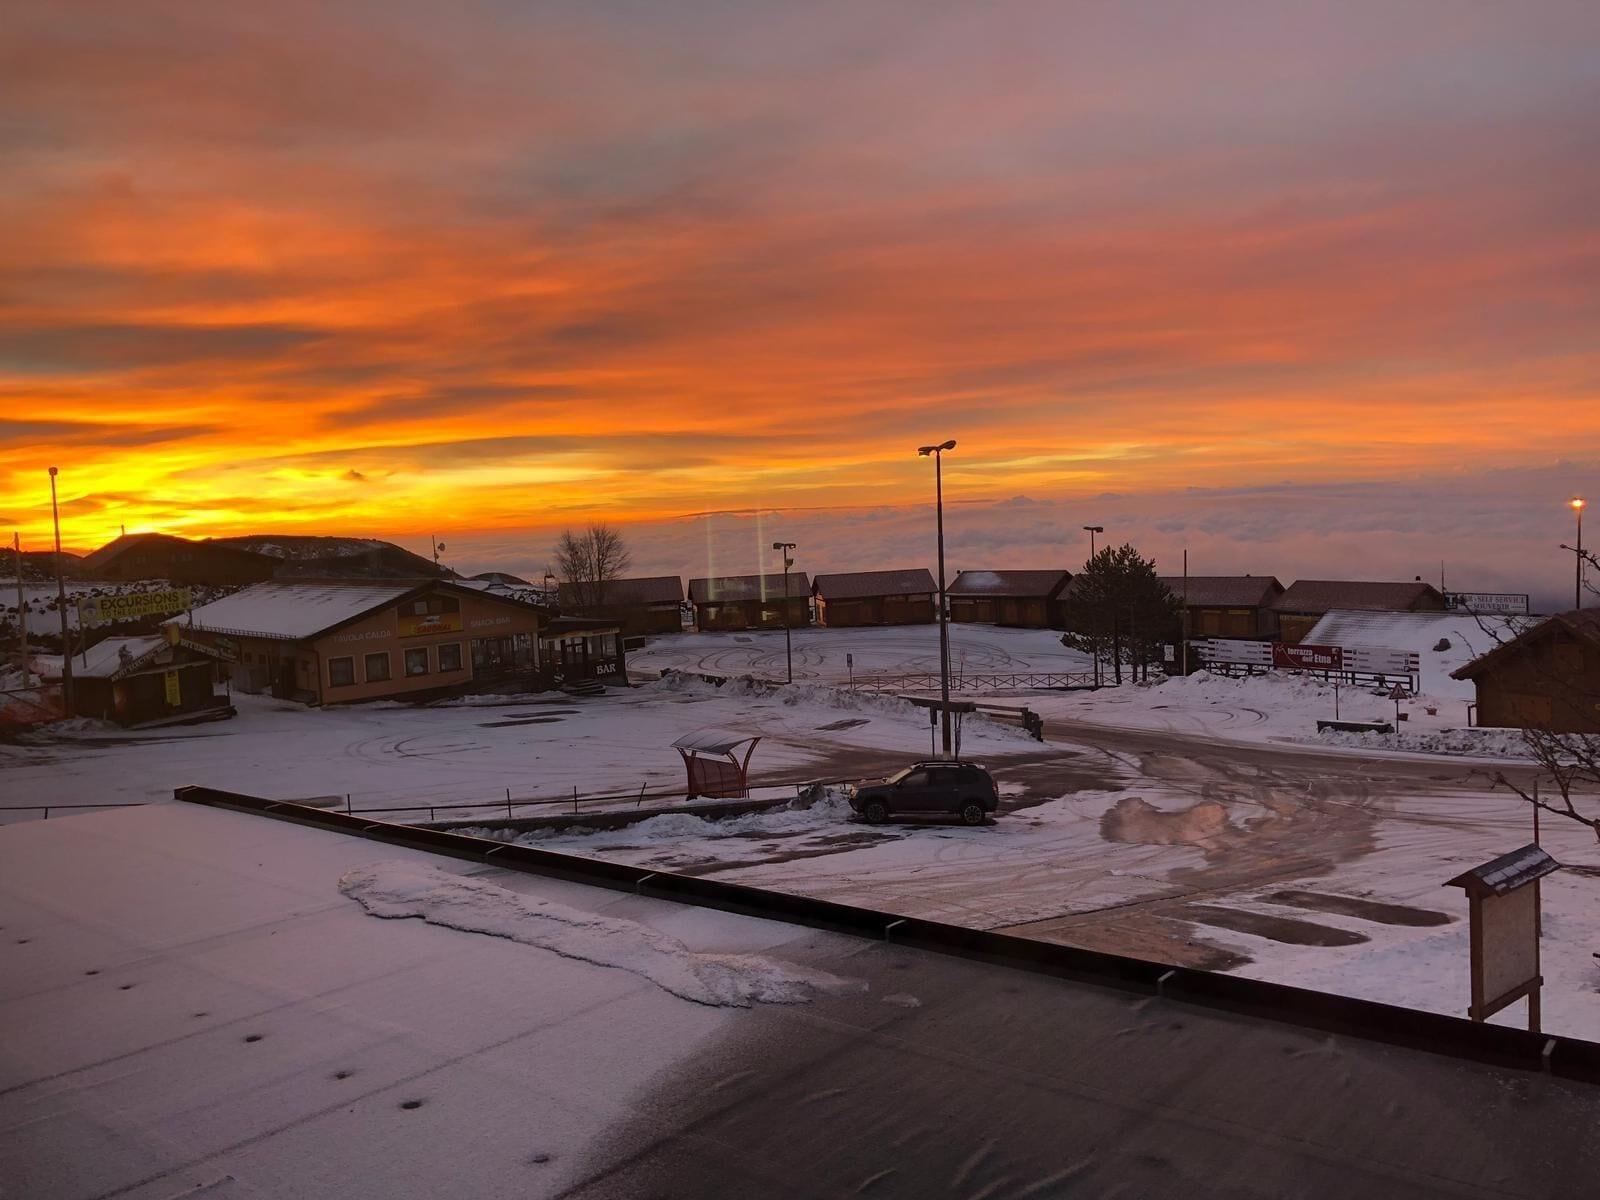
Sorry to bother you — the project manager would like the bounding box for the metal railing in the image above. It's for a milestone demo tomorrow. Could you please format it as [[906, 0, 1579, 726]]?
[[853, 671, 1097, 693], [1, 802, 147, 821]]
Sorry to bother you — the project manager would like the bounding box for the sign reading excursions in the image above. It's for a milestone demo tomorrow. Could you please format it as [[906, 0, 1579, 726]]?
[[78, 588, 193, 628]]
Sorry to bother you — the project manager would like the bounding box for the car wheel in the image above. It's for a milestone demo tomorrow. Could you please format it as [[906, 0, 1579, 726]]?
[[959, 801, 986, 827], [863, 799, 889, 825]]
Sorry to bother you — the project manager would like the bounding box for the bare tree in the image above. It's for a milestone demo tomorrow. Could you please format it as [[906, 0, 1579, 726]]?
[[553, 524, 632, 611], [1477, 546, 1600, 841]]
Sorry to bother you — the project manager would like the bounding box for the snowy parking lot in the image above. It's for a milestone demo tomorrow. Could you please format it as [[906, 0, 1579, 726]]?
[[5, 623, 1598, 1042]]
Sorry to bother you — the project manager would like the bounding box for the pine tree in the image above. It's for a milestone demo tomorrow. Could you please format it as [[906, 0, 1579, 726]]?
[[1059, 543, 1179, 684]]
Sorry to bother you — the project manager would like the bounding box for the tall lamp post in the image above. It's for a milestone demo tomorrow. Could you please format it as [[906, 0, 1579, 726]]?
[[918, 440, 957, 757], [772, 541, 796, 683], [1083, 525, 1104, 687], [1573, 497, 1587, 610], [48, 467, 72, 711]]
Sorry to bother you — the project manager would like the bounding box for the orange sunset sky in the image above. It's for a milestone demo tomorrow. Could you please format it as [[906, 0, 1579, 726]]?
[[2, 1, 1597, 594]]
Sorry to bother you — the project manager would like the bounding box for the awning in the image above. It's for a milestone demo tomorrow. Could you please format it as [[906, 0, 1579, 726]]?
[[671, 728, 760, 755]]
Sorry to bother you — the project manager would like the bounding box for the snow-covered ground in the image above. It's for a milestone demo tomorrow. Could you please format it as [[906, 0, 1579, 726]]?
[[629, 623, 1092, 682], [0, 675, 1039, 824]]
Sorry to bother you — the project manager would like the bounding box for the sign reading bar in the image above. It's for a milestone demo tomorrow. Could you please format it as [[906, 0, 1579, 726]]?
[[1446, 591, 1530, 615], [1272, 643, 1343, 671], [78, 587, 192, 628]]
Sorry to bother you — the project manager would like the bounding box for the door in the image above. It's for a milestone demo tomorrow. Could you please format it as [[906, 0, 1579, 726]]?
[[892, 769, 932, 813]]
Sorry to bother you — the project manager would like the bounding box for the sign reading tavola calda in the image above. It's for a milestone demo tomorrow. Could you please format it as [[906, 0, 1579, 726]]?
[[78, 587, 193, 627]]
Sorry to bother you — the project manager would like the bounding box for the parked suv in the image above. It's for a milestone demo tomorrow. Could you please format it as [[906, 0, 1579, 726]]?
[[849, 761, 999, 826]]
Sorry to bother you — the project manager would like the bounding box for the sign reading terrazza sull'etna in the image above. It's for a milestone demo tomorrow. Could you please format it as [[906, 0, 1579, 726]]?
[[78, 587, 192, 627], [1271, 643, 1343, 671]]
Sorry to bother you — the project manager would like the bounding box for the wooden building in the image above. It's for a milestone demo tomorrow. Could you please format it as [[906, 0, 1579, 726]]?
[[1451, 610, 1600, 733], [812, 569, 937, 627], [946, 570, 1072, 628], [1273, 580, 1446, 645], [558, 575, 684, 636], [1159, 575, 1285, 639], [79, 533, 277, 587], [540, 616, 628, 685], [688, 573, 810, 632], [174, 579, 551, 704], [72, 632, 234, 727]]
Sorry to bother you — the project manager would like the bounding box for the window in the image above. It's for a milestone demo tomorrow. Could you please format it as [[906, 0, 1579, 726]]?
[[328, 656, 355, 687], [364, 652, 392, 683], [405, 647, 430, 677], [437, 642, 463, 672]]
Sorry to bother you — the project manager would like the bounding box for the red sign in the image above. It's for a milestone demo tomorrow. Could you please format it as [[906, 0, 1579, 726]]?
[[1272, 643, 1343, 671]]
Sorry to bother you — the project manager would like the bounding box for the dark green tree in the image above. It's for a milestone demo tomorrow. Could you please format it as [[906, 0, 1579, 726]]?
[[1059, 543, 1180, 684]]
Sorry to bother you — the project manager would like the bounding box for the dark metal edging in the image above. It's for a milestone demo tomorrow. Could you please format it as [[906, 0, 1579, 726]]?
[[173, 785, 1600, 1086]]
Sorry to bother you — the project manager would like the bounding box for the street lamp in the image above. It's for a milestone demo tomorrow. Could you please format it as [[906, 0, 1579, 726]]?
[[1573, 497, 1587, 611], [772, 541, 796, 683], [918, 439, 957, 757], [1083, 525, 1103, 560], [48, 466, 72, 711], [1082, 525, 1104, 686]]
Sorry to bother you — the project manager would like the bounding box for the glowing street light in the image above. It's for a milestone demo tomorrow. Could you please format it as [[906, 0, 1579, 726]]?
[[918, 439, 957, 757]]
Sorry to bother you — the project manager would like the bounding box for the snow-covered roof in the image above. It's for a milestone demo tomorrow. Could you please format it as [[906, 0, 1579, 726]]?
[[1446, 843, 1561, 896], [75, 635, 166, 678], [1157, 575, 1283, 608], [688, 574, 810, 604], [671, 728, 761, 754], [172, 580, 416, 640], [812, 569, 937, 600], [1274, 579, 1445, 615], [946, 569, 1070, 598]]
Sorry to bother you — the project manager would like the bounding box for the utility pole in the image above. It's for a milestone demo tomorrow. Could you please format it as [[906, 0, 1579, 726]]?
[[918, 440, 957, 756], [48, 467, 72, 711], [772, 541, 796, 683], [1572, 498, 1587, 610], [12, 532, 28, 685], [1083, 525, 1104, 687]]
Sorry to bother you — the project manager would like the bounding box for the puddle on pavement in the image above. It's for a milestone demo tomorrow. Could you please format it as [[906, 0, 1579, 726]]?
[[1182, 904, 1369, 947], [1264, 889, 1452, 927]]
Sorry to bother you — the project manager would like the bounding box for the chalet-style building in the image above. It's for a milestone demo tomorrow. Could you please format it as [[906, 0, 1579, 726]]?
[[469, 571, 532, 587], [812, 569, 937, 627], [171, 579, 572, 703], [80, 533, 277, 587], [1451, 610, 1600, 733], [688, 573, 810, 632], [1159, 575, 1285, 640], [1273, 580, 1446, 645], [71, 631, 234, 727], [946, 570, 1072, 628], [558, 575, 684, 636]]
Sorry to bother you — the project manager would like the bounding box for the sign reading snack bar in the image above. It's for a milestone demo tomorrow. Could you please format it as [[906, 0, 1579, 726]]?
[[78, 588, 193, 628], [1272, 643, 1343, 671]]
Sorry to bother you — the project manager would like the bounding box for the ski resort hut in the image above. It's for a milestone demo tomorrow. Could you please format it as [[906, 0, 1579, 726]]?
[[71, 631, 233, 727], [672, 728, 761, 799], [1159, 575, 1285, 639], [811, 569, 937, 627], [946, 570, 1072, 628], [171, 579, 549, 703], [1273, 580, 1446, 645], [688, 574, 810, 632], [558, 575, 684, 636], [1450, 610, 1600, 733]]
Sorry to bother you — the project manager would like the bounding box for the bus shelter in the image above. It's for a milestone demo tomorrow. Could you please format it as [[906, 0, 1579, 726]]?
[[672, 729, 761, 799]]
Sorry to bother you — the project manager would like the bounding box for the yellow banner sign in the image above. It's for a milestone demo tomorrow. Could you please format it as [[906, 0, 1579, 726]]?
[[397, 611, 462, 638], [163, 669, 182, 706], [79, 588, 193, 627]]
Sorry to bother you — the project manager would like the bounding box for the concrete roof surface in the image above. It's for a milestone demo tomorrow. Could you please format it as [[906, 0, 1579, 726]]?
[[4, 805, 1600, 1198]]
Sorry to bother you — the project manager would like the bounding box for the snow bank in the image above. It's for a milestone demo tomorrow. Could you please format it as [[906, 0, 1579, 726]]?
[[1316, 725, 1533, 759], [339, 861, 864, 1008]]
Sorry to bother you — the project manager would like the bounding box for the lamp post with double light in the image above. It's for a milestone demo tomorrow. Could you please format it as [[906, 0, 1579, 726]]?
[[772, 541, 796, 683], [918, 440, 957, 756]]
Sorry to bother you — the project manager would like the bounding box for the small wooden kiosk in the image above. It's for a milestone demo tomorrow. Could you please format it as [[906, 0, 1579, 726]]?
[[1444, 844, 1561, 1032]]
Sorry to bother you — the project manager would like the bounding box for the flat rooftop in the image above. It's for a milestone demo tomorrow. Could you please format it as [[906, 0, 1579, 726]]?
[[3, 805, 1598, 1198]]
